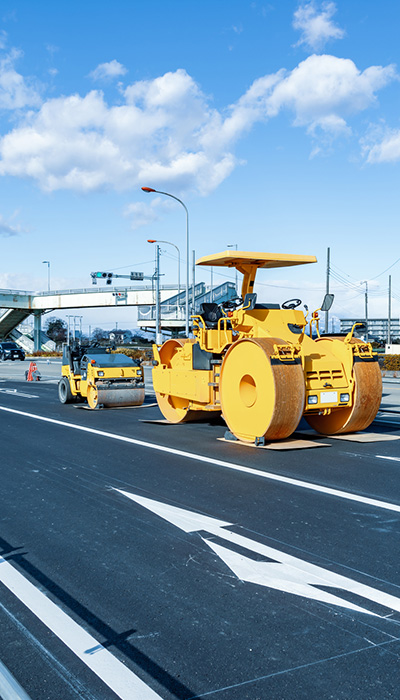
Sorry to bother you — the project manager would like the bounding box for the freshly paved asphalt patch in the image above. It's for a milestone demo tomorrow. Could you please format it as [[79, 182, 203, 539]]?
[[0, 379, 399, 699]]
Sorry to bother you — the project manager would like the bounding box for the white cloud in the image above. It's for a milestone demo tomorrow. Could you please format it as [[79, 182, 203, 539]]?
[[293, 1, 345, 51], [0, 48, 41, 110], [89, 60, 127, 82], [0, 213, 23, 236], [124, 199, 163, 230], [0, 57, 396, 197], [266, 55, 396, 134], [0, 69, 240, 194], [362, 126, 400, 164], [0, 30, 7, 50]]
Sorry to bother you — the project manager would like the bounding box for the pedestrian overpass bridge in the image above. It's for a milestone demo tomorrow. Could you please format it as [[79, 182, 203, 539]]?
[[0, 281, 236, 350], [0, 284, 177, 351]]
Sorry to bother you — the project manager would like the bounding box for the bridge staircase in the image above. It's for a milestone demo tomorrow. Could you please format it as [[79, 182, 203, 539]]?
[[137, 281, 237, 334], [0, 308, 31, 338]]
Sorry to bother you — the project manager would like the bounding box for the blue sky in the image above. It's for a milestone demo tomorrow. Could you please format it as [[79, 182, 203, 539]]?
[[1, 0, 399, 331]]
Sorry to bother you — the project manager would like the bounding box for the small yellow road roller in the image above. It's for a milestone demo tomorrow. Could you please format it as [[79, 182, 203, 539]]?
[[59, 341, 145, 409], [152, 250, 382, 443]]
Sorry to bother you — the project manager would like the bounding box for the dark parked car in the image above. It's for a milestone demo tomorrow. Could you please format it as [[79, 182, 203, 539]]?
[[0, 341, 25, 361]]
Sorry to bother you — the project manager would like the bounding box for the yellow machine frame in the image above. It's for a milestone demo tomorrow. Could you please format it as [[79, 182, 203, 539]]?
[[152, 251, 382, 443]]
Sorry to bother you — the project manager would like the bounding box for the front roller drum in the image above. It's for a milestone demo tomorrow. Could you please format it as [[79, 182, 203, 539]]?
[[154, 338, 210, 423], [305, 359, 382, 435], [87, 382, 145, 409], [219, 337, 305, 443]]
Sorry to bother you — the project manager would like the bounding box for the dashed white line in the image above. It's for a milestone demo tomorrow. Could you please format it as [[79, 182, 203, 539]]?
[[376, 455, 400, 462], [1, 405, 400, 513], [0, 389, 39, 398]]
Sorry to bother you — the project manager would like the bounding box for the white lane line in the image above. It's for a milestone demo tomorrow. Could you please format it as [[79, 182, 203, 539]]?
[[0, 389, 39, 398], [1, 405, 400, 514], [0, 656, 33, 700], [0, 557, 161, 700], [376, 455, 400, 462]]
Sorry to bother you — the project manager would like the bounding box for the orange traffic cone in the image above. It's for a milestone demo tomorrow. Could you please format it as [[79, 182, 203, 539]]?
[[26, 362, 41, 381]]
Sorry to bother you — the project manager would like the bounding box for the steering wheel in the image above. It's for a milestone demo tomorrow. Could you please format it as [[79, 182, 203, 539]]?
[[282, 298, 302, 310], [221, 297, 243, 310]]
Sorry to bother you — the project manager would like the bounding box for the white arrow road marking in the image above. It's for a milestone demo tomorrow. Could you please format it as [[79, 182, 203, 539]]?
[[0, 389, 39, 398], [205, 540, 375, 616], [0, 556, 162, 699], [115, 490, 400, 618]]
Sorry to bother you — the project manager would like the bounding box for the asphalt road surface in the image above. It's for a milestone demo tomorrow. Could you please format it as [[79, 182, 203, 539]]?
[[0, 366, 400, 699]]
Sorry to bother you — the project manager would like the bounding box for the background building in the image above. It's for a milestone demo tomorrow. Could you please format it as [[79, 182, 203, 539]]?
[[340, 318, 400, 340]]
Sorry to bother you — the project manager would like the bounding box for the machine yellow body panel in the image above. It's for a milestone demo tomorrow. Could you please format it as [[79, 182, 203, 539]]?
[[152, 250, 382, 442]]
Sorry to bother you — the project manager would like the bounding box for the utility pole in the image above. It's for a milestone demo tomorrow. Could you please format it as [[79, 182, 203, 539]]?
[[325, 247, 330, 334], [388, 274, 392, 345], [361, 280, 369, 342], [210, 267, 213, 302], [192, 250, 196, 317], [155, 244, 162, 345]]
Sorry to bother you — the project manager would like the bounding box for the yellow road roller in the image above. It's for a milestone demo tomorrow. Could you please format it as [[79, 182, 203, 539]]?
[[152, 250, 382, 443], [59, 341, 145, 409]]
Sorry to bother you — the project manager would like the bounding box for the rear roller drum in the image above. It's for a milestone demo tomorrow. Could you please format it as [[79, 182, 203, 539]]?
[[219, 338, 305, 442], [305, 359, 382, 435]]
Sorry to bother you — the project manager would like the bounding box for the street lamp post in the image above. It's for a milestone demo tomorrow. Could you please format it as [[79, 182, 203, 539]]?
[[227, 244, 238, 294], [148, 239, 181, 320], [153, 244, 162, 345], [360, 280, 369, 342], [42, 260, 50, 292], [142, 187, 190, 336]]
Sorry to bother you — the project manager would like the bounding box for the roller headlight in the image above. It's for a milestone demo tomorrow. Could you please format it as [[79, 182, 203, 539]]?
[[340, 393, 350, 402], [308, 395, 318, 404]]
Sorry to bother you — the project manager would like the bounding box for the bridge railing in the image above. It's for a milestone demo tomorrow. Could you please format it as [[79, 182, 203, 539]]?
[[138, 304, 186, 321]]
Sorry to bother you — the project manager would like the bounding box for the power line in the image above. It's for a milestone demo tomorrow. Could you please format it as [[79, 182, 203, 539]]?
[[370, 256, 400, 280], [330, 262, 360, 284]]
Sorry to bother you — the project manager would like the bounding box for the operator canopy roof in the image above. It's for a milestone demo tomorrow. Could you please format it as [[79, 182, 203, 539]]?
[[196, 250, 317, 269]]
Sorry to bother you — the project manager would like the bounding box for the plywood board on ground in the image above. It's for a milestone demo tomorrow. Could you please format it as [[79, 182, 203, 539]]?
[[140, 418, 177, 424], [217, 437, 330, 450], [296, 430, 400, 443]]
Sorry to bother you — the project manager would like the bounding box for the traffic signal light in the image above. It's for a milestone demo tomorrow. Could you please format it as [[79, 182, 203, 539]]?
[[93, 272, 113, 279], [91, 271, 114, 284], [92, 271, 113, 282]]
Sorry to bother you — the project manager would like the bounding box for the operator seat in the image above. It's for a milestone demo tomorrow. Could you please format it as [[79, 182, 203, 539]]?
[[199, 303, 223, 329]]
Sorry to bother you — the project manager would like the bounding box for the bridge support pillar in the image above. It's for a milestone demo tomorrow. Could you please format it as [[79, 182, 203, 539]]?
[[33, 312, 43, 352]]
